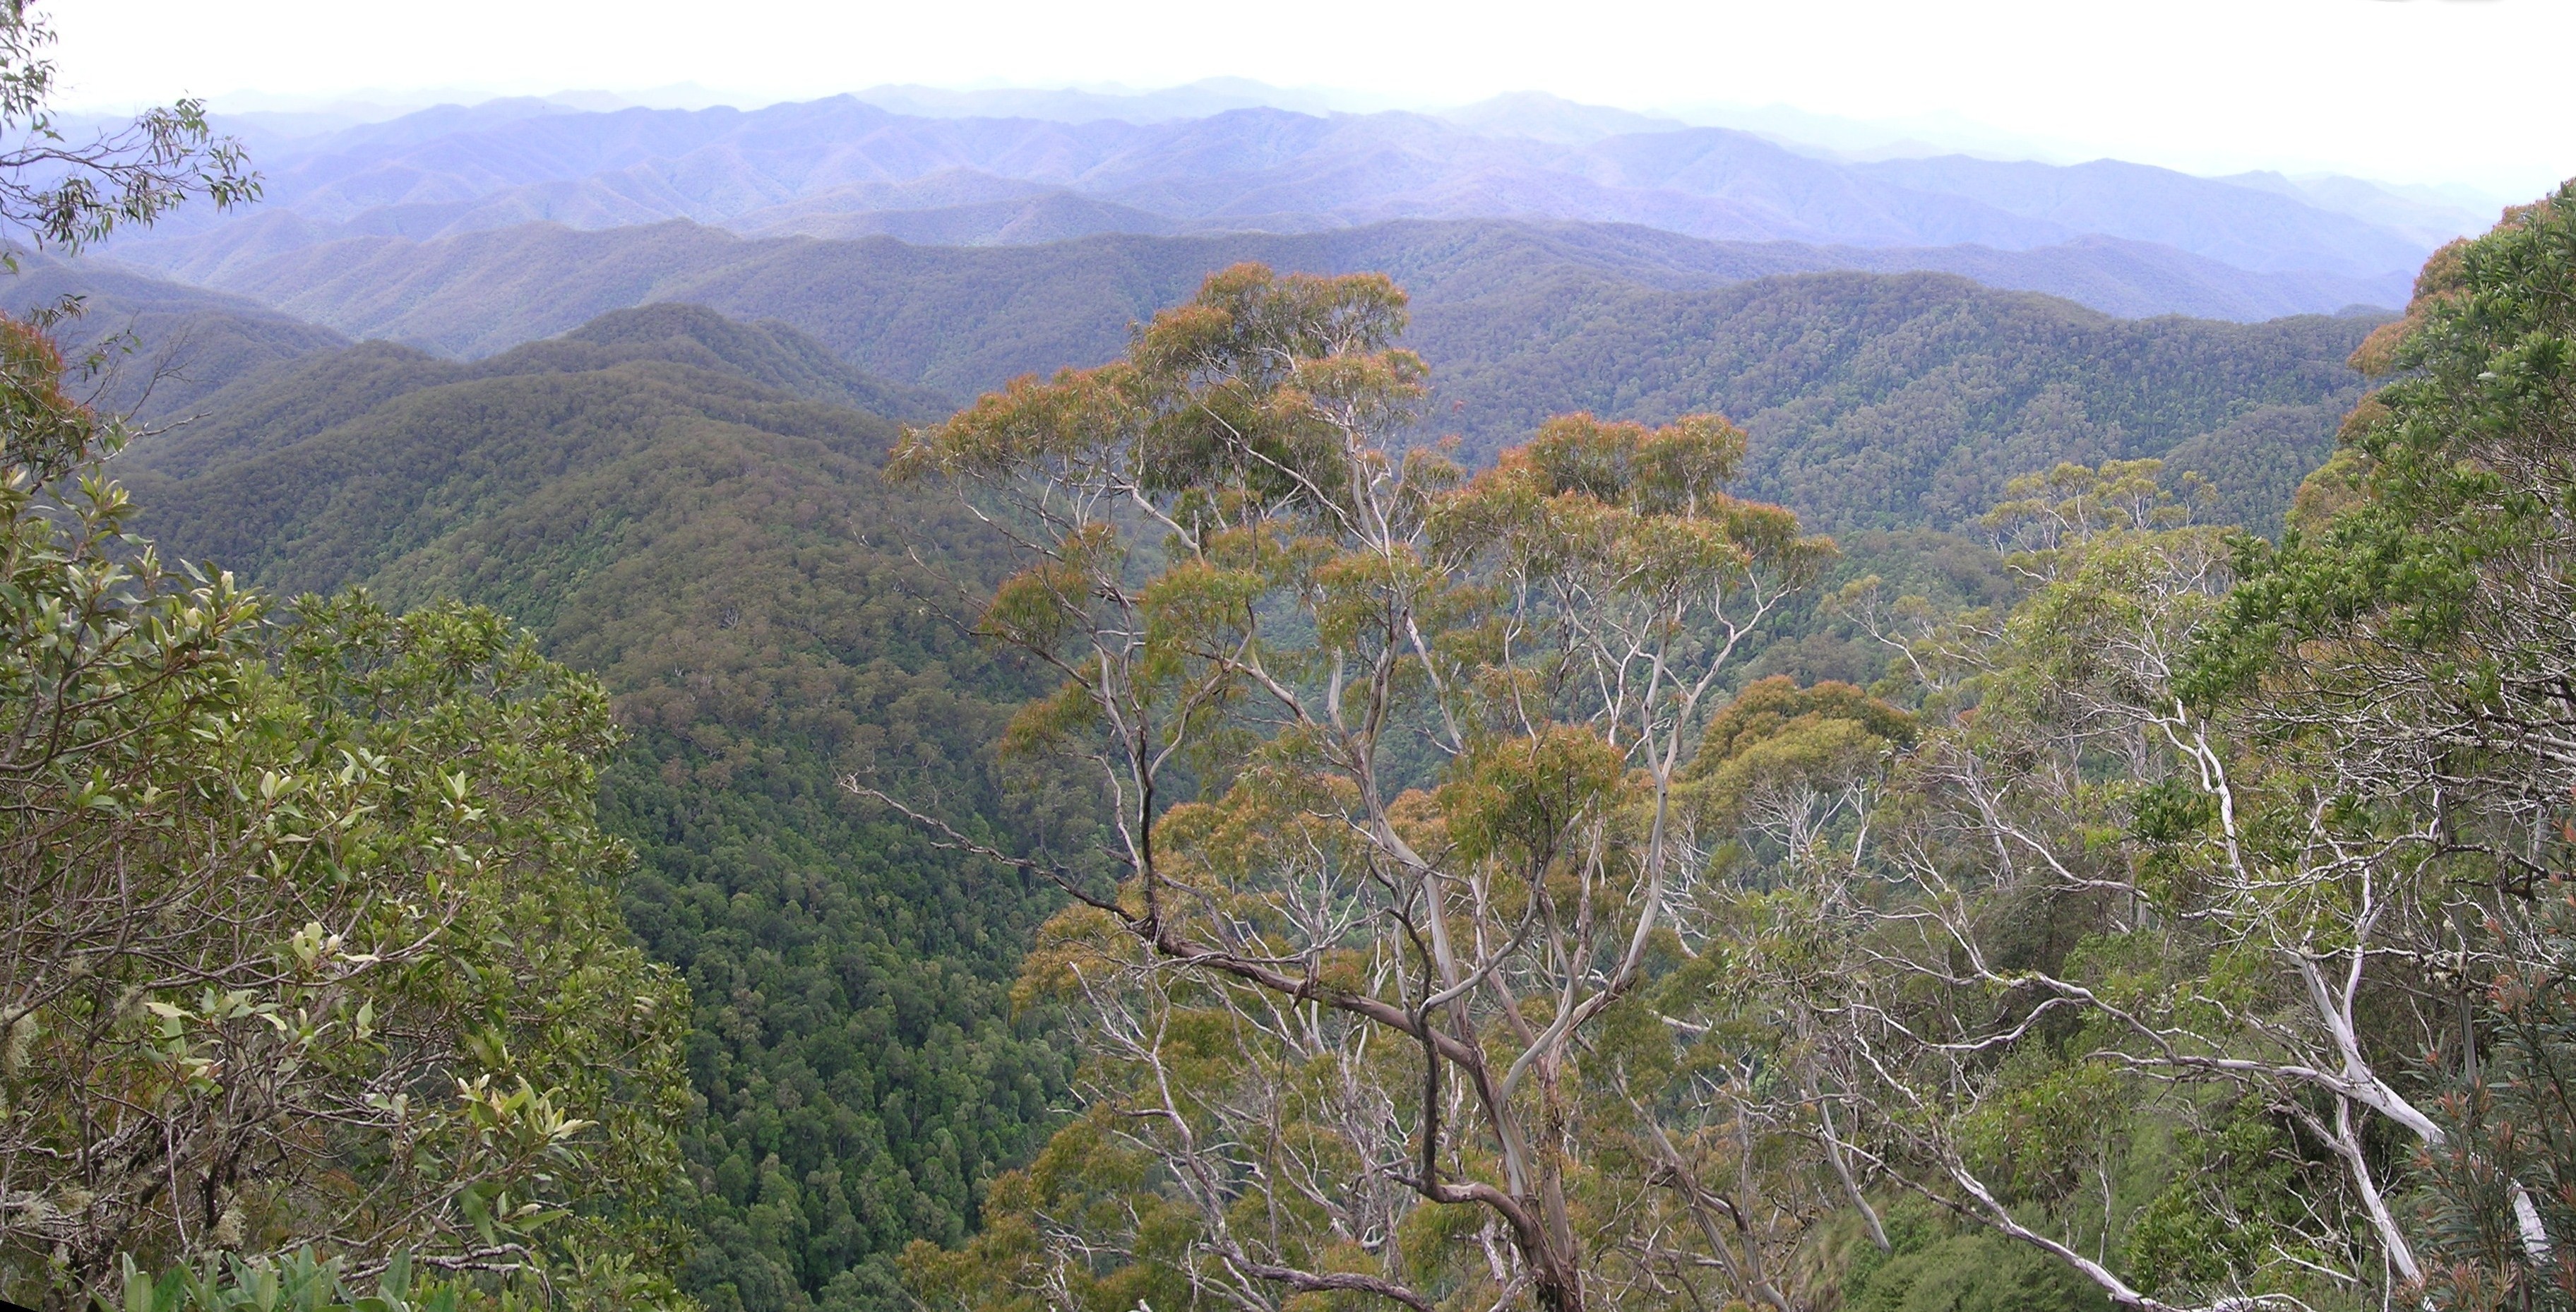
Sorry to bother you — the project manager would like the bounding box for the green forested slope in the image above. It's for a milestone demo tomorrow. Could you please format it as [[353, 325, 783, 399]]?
[[185, 220, 1819, 381], [0, 249, 350, 419], [1412, 269, 2376, 530], [126, 306, 1084, 1312], [154, 221, 2376, 532], [133, 302, 953, 482]]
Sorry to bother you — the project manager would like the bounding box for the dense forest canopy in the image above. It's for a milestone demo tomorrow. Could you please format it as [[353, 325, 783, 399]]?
[[108, 304, 1088, 1312]]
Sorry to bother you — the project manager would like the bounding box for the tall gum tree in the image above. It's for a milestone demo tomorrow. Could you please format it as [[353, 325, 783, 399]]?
[[861, 264, 1830, 1312]]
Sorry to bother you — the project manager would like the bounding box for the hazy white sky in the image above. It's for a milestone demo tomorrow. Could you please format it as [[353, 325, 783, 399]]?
[[54, 0, 2576, 197]]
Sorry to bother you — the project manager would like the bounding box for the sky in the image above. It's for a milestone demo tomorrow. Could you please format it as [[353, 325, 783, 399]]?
[[50, 0, 2576, 198]]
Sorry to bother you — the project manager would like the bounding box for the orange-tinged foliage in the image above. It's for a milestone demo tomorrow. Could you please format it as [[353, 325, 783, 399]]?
[[2348, 189, 2564, 380], [1691, 676, 1918, 767], [1505, 412, 1747, 515], [0, 313, 101, 479], [888, 362, 1141, 479]]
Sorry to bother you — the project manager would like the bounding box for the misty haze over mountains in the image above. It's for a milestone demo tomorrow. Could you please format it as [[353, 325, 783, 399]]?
[[87, 83, 2495, 328]]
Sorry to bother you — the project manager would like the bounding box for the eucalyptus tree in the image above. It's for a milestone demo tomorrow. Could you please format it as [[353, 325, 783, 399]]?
[[869, 263, 1829, 1312], [0, 0, 257, 254]]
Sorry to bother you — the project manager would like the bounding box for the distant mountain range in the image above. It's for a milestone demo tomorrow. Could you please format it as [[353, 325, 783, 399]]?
[[91, 91, 2477, 321]]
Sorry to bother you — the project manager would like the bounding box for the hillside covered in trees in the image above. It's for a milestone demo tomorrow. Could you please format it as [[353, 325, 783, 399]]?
[[71, 222, 2381, 535], [114, 305, 1092, 1312]]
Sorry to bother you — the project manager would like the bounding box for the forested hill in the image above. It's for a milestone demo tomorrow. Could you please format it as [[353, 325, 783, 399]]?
[[124, 306, 1087, 1312], [130, 302, 954, 482], [1423, 268, 2380, 531], [0, 249, 349, 417], [123, 220, 2380, 532]]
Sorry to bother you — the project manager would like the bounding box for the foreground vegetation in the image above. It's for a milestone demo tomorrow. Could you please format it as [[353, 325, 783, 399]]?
[[0, 14, 691, 1306]]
